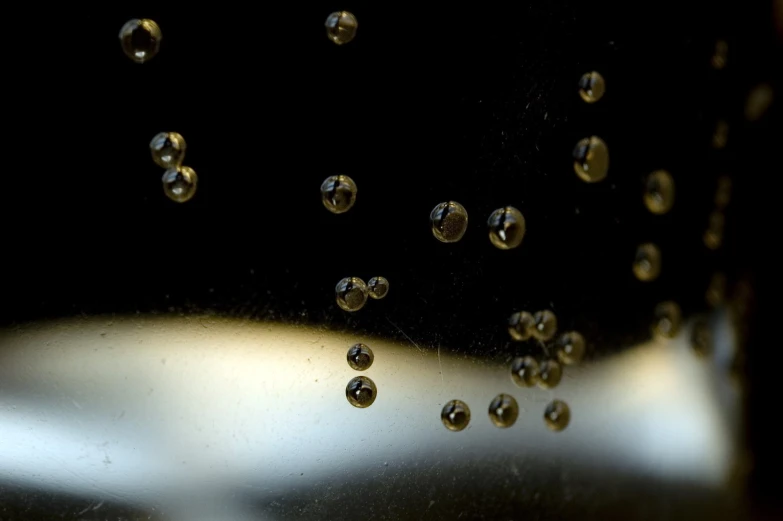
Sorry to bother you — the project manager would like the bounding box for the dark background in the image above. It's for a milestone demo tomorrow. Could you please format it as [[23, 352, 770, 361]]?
[[0, 1, 779, 518]]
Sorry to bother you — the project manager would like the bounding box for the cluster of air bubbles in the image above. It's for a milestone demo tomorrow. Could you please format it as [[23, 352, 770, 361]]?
[[345, 343, 377, 408], [119, 19, 162, 63], [508, 309, 558, 343], [578, 71, 606, 103], [321, 175, 357, 214], [325, 11, 358, 45], [633, 243, 661, 282], [573, 136, 609, 183], [149, 132, 199, 203], [644, 170, 675, 215], [441, 394, 571, 432], [335, 276, 389, 312]]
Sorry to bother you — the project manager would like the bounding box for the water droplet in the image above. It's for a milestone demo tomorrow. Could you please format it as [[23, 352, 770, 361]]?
[[346, 376, 377, 408], [706, 272, 727, 307], [532, 310, 557, 341], [367, 277, 389, 300], [653, 301, 681, 339], [430, 201, 468, 243], [325, 11, 358, 45], [508, 311, 535, 341], [644, 170, 675, 215], [321, 175, 357, 214], [441, 399, 471, 432], [335, 277, 368, 312], [119, 19, 162, 63], [573, 136, 609, 183], [633, 243, 661, 282], [150, 132, 186, 169], [712, 120, 729, 149], [488, 394, 519, 428], [487, 206, 526, 250], [711, 40, 728, 70], [511, 356, 540, 387], [555, 331, 585, 365], [544, 400, 570, 432], [578, 71, 606, 103], [162, 166, 198, 203], [703, 211, 725, 250], [690, 317, 712, 358], [347, 343, 374, 371], [715, 176, 732, 210], [537, 359, 562, 389]]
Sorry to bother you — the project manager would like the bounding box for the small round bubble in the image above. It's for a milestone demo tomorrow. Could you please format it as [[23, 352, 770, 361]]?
[[508, 311, 535, 341], [555, 331, 585, 365], [511, 356, 540, 387], [573, 136, 609, 183], [321, 175, 357, 214], [653, 301, 682, 339], [644, 170, 675, 215], [532, 310, 558, 341], [325, 11, 358, 45], [119, 19, 162, 63], [544, 400, 571, 432], [347, 343, 374, 371], [578, 71, 606, 103], [162, 166, 198, 203], [367, 277, 389, 300], [335, 277, 368, 312], [345, 376, 377, 408], [430, 201, 468, 243], [537, 359, 562, 389], [441, 400, 471, 432], [488, 394, 519, 428], [633, 243, 662, 282], [487, 206, 526, 250], [150, 132, 186, 169]]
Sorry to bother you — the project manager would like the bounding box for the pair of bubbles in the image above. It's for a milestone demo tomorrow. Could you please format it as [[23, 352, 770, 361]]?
[[150, 132, 198, 203], [335, 276, 389, 312], [441, 397, 571, 433], [345, 343, 377, 408]]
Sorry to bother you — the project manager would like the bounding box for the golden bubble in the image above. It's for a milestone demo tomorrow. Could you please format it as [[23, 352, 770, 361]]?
[[578, 71, 606, 103], [633, 243, 661, 282], [644, 170, 675, 215], [119, 19, 162, 63], [441, 400, 471, 432], [573, 136, 609, 183], [325, 11, 358, 45]]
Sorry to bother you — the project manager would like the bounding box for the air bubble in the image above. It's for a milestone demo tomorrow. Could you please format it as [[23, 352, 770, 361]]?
[[367, 277, 389, 299], [347, 343, 374, 371], [119, 19, 162, 63], [532, 310, 557, 341], [321, 175, 357, 214], [162, 166, 198, 203], [537, 359, 562, 389], [653, 301, 682, 339], [325, 11, 358, 45], [508, 311, 535, 341], [555, 331, 585, 365], [150, 132, 186, 169], [346, 376, 377, 408], [633, 243, 661, 282], [644, 170, 675, 215], [487, 206, 526, 250], [430, 201, 468, 243], [544, 400, 570, 432], [573, 136, 609, 183], [335, 277, 368, 312], [441, 400, 471, 432], [488, 394, 519, 428], [511, 356, 540, 388], [578, 71, 606, 103]]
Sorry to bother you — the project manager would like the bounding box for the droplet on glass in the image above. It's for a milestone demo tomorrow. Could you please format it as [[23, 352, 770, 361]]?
[[345, 376, 377, 408], [703, 211, 725, 250], [578, 71, 606, 103], [367, 277, 389, 300], [347, 343, 374, 371], [633, 243, 661, 282], [335, 277, 368, 312], [653, 301, 682, 339], [430, 201, 468, 243], [508, 311, 535, 341], [487, 206, 526, 250], [162, 166, 198, 203], [555, 331, 585, 365], [119, 19, 162, 63], [325, 11, 358, 45], [544, 400, 570, 432], [690, 317, 712, 358], [488, 394, 519, 428], [644, 170, 675, 215], [321, 175, 357, 214], [711, 40, 728, 70], [441, 399, 471, 432], [573, 136, 609, 183], [531, 310, 557, 341], [511, 356, 540, 387], [537, 359, 562, 389], [150, 132, 186, 169]]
